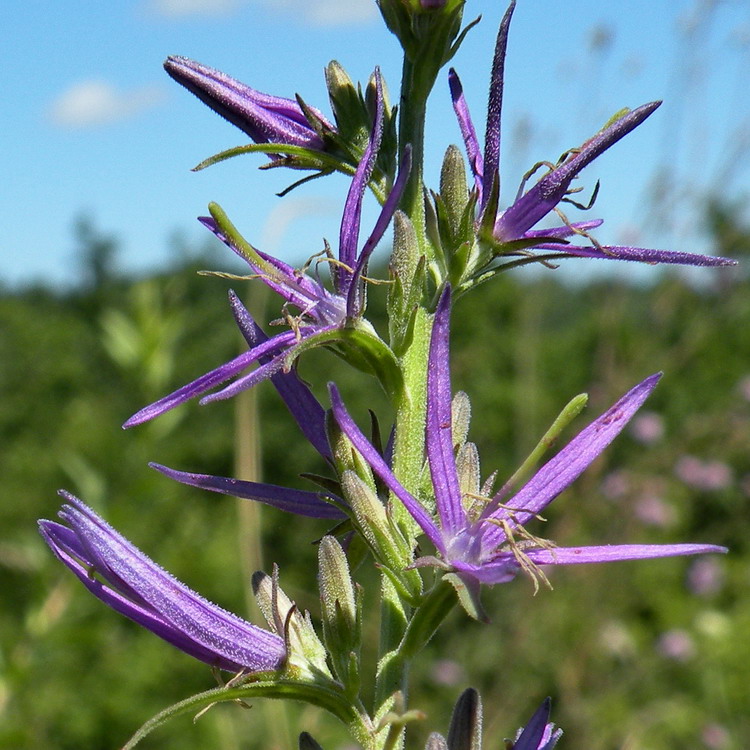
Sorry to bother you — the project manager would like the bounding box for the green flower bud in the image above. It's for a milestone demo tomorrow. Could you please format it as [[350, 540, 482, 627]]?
[[252, 568, 330, 678], [318, 536, 360, 684]]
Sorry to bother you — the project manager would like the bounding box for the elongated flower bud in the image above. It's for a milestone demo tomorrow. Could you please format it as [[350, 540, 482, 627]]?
[[164, 56, 331, 150], [318, 536, 360, 683]]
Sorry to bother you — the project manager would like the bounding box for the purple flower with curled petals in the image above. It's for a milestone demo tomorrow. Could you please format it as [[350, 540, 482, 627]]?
[[124, 72, 411, 429], [330, 286, 727, 592], [448, 1, 735, 269], [39, 493, 286, 673], [164, 56, 331, 153]]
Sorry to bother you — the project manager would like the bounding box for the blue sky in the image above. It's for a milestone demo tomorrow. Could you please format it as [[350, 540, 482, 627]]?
[[4, 0, 750, 288]]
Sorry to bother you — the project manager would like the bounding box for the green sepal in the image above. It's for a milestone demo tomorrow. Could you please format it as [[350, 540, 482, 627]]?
[[443, 572, 488, 623], [444, 13, 481, 64], [479, 233, 569, 259], [397, 579, 458, 662], [424, 191, 446, 277], [448, 240, 474, 290], [252, 569, 331, 679], [496, 392, 589, 499], [477, 171, 500, 245], [298, 323, 404, 400], [341, 472, 423, 603], [296, 93, 336, 144], [194, 142, 347, 173], [298, 472, 343, 498]]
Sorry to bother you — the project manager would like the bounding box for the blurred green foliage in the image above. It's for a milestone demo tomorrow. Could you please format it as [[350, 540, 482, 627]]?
[[1, 206, 749, 749]]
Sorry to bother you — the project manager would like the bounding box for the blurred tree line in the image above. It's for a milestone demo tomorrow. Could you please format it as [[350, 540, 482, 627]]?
[[1, 201, 749, 749]]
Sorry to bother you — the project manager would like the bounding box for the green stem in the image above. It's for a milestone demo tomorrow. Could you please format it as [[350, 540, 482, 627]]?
[[374, 580, 456, 721], [390, 307, 431, 520], [397, 57, 429, 257], [375, 574, 410, 711]]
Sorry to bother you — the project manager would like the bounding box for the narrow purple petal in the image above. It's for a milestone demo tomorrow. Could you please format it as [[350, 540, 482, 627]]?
[[448, 69, 483, 193], [328, 383, 445, 552], [123, 331, 297, 427], [481, 374, 662, 551], [337, 68, 384, 291], [426, 286, 466, 536], [200, 327, 333, 404], [495, 102, 660, 241], [530, 242, 737, 267], [525, 543, 728, 566], [150, 463, 345, 519], [229, 291, 332, 460], [453, 541, 726, 586], [41, 493, 286, 672], [164, 56, 329, 149], [346, 145, 412, 318], [482, 1, 515, 210]]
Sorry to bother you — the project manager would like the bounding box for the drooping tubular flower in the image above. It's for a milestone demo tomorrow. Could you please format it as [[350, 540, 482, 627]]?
[[330, 286, 727, 600], [164, 56, 331, 153], [124, 71, 410, 429], [447, 0, 735, 270], [38, 492, 286, 673]]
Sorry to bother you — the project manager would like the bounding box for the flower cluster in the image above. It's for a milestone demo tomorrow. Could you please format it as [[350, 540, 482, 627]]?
[[38, 1, 733, 747]]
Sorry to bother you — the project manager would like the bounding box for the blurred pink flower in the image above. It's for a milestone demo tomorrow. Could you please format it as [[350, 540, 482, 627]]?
[[431, 659, 466, 686], [675, 456, 733, 491], [737, 375, 750, 402], [687, 557, 725, 597], [656, 629, 696, 662], [601, 470, 631, 500], [634, 494, 677, 528], [701, 723, 731, 749], [629, 411, 665, 444]]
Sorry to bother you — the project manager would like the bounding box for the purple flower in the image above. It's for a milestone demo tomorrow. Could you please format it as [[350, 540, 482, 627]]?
[[512, 699, 562, 750], [330, 286, 727, 589], [164, 56, 331, 152], [124, 72, 410, 429], [448, 1, 735, 268], [39, 492, 286, 673]]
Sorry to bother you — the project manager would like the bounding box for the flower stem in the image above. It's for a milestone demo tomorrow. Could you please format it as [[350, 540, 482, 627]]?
[[397, 57, 429, 258]]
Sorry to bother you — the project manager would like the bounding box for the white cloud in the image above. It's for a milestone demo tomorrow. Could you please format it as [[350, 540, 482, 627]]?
[[149, 0, 241, 18], [264, 0, 378, 26], [148, 0, 377, 25], [49, 80, 165, 129]]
